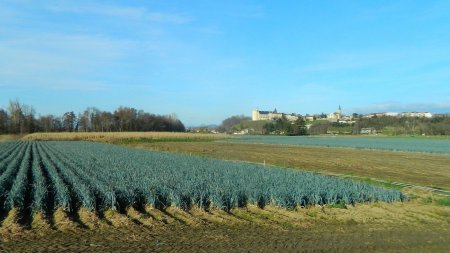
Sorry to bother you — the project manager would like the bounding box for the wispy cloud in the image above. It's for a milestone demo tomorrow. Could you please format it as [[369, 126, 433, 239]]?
[[45, 2, 190, 24], [44, 79, 107, 91], [0, 33, 132, 91], [350, 101, 450, 114]]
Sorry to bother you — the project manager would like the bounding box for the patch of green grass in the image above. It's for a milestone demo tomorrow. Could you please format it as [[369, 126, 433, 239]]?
[[342, 176, 404, 190], [233, 210, 259, 222], [423, 196, 433, 204], [436, 198, 450, 206], [420, 196, 450, 206], [306, 211, 318, 218]]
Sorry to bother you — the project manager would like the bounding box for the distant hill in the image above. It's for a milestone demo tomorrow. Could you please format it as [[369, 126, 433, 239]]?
[[230, 120, 267, 134], [188, 124, 219, 129]]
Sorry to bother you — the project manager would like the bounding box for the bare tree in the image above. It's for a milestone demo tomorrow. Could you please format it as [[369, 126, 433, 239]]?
[[62, 111, 77, 132], [0, 109, 8, 134]]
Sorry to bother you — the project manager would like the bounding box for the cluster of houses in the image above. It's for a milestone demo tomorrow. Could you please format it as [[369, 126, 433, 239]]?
[[251, 106, 441, 135], [193, 107, 443, 135], [252, 106, 353, 124], [251, 108, 300, 122], [361, 112, 433, 118], [252, 106, 435, 123]]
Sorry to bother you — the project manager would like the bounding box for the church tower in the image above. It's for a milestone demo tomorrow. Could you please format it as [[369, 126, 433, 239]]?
[[336, 105, 342, 118], [252, 109, 260, 121]]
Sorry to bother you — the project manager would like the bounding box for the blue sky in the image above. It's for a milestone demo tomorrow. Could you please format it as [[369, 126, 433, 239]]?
[[1, 0, 450, 126]]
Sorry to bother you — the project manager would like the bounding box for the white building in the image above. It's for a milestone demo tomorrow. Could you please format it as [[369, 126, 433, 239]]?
[[327, 105, 343, 121], [252, 108, 299, 121], [305, 115, 315, 121], [385, 112, 399, 117], [399, 112, 433, 118], [362, 111, 433, 118]]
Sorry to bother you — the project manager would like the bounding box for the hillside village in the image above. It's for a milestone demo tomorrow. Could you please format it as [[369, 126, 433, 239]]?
[[220, 106, 448, 135], [187, 106, 449, 135], [252, 106, 351, 123], [252, 106, 434, 124]]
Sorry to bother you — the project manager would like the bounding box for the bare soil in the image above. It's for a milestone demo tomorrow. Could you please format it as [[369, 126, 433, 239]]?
[[1, 223, 449, 253], [0, 191, 449, 252]]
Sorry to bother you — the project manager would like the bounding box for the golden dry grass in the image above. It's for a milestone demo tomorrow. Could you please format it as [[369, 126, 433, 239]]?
[[0, 190, 447, 233], [21, 132, 230, 142], [126, 141, 450, 189], [0, 135, 22, 142]]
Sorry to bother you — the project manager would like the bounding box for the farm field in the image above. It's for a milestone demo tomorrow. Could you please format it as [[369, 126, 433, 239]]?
[[128, 141, 450, 190], [2, 198, 449, 253], [0, 135, 22, 142], [22, 131, 229, 142], [0, 141, 402, 217], [0, 139, 448, 252], [225, 135, 450, 153]]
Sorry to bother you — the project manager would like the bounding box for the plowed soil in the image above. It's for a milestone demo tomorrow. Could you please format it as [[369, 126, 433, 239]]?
[[1, 194, 449, 252], [2, 223, 449, 253]]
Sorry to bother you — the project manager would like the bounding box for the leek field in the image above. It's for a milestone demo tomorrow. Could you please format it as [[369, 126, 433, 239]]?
[[226, 135, 450, 153], [0, 141, 404, 216]]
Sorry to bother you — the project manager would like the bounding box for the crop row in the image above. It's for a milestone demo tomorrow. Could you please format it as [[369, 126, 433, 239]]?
[[226, 135, 450, 154], [0, 141, 406, 214]]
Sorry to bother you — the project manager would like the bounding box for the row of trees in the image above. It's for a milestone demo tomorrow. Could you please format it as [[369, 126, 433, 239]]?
[[218, 115, 251, 133], [0, 100, 185, 134], [308, 116, 450, 135], [219, 115, 308, 136], [353, 116, 450, 135], [262, 117, 308, 136]]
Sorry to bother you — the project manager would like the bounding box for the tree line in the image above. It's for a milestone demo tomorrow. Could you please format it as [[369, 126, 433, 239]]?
[[0, 100, 185, 134], [309, 116, 450, 135], [353, 116, 450, 135], [262, 117, 308, 136], [219, 115, 308, 136], [218, 115, 251, 133]]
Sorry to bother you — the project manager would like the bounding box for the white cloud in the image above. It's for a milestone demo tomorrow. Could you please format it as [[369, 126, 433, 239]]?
[[350, 101, 450, 114]]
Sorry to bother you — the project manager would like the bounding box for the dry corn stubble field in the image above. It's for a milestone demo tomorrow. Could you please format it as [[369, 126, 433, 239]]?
[[21, 132, 229, 142], [0, 135, 22, 142]]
